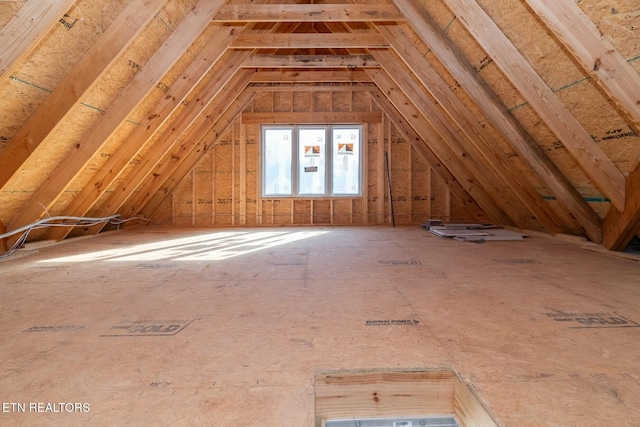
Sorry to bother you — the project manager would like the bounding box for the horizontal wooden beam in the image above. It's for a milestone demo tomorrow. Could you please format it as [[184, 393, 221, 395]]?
[[230, 32, 389, 49], [243, 54, 379, 68], [252, 69, 371, 82], [241, 111, 382, 124], [213, 4, 403, 22], [316, 371, 456, 420], [248, 82, 375, 91]]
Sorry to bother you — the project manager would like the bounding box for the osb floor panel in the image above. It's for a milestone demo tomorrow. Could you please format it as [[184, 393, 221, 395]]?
[[1, 225, 639, 426]]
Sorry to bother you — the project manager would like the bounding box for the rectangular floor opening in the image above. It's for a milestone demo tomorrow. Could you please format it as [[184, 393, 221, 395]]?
[[315, 369, 497, 427]]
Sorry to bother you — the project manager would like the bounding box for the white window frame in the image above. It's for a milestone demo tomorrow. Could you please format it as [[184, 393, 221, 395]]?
[[261, 124, 364, 198]]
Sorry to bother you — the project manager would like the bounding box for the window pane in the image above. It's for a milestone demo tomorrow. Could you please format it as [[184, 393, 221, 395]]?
[[332, 127, 361, 195], [298, 128, 326, 195], [263, 128, 293, 196]]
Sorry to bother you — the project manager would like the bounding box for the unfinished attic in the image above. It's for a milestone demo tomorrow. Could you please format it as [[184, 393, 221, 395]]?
[[0, 0, 639, 425]]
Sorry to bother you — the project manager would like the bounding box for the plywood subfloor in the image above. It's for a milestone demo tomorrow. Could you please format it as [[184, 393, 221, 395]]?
[[1, 226, 639, 426]]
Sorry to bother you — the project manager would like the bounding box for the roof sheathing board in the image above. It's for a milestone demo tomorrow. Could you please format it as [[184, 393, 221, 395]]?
[[579, 0, 640, 173], [0, 1, 25, 28], [431, 0, 627, 213], [0, 0, 199, 227], [399, 2, 558, 230], [87, 35, 230, 219], [1, 0, 207, 228], [68, 19, 210, 206], [0, 0, 127, 152], [579, 0, 640, 60], [474, 0, 637, 186], [0, 0, 124, 222], [0, 0, 636, 243]]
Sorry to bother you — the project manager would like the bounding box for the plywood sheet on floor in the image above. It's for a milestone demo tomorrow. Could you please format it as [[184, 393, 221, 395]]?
[[1, 226, 639, 425]]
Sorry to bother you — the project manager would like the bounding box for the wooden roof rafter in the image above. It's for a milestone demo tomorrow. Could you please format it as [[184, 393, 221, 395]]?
[[0, 0, 169, 190], [5, 0, 230, 247], [120, 86, 258, 221], [93, 66, 257, 222], [46, 1, 307, 241], [386, 0, 603, 242], [520, 0, 640, 250], [522, 0, 640, 134], [369, 88, 488, 223], [372, 23, 576, 235], [325, 10, 556, 232], [137, 90, 258, 222], [0, 0, 77, 84], [45, 48, 255, 242], [443, 0, 626, 212], [373, 51, 535, 230], [367, 69, 512, 226], [602, 162, 640, 250]]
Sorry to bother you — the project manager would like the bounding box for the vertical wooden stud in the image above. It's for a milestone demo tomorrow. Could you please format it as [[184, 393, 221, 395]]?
[[191, 169, 196, 226], [231, 123, 236, 225], [407, 124, 412, 224], [0, 220, 7, 254], [240, 124, 247, 225], [426, 165, 432, 220], [363, 123, 368, 224], [330, 199, 334, 225], [171, 193, 176, 226], [377, 116, 386, 224], [256, 128, 263, 226], [212, 144, 216, 226], [386, 116, 393, 225]]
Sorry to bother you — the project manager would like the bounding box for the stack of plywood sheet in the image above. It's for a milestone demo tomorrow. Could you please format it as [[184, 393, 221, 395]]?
[[424, 222, 527, 242]]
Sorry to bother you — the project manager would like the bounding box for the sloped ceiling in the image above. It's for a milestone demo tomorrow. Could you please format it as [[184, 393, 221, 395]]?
[[0, 0, 638, 250]]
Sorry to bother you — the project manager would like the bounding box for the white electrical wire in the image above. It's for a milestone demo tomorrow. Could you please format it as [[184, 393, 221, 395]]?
[[0, 215, 153, 259]]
